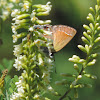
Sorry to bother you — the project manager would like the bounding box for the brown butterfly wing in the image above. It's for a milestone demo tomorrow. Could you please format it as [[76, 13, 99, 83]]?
[[51, 25, 76, 52]]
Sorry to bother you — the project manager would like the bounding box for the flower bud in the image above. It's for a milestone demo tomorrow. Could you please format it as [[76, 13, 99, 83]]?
[[95, 23, 99, 28], [91, 75, 97, 79], [97, 15, 100, 21], [87, 59, 96, 66], [87, 30, 91, 34], [85, 44, 89, 54], [81, 36, 89, 44], [94, 30, 98, 34], [89, 23, 94, 30], [16, 14, 30, 20], [38, 53, 44, 66], [87, 13, 94, 22], [36, 8, 47, 12], [74, 84, 84, 88], [36, 20, 51, 25], [91, 53, 98, 58], [95, 5, 99, 12], [84, 74, 91, 78], [78, 45, 86, 53], [88, 53, 98, 60], [36, 11, 50, 16], [89, 7, 95, 14], [94, 37, 100, 43], [15, 19, 30, 24], [79, 59, 85, 63], [83, 31, 91, 40], [97, 26, 100, 30], [26, 84, 29, 91], [77, 75, 82, 80], [69, 55, 80, 63], [83, 24, 91, 31], [97, 0, 100, 6], [74, 64, 79, 72]]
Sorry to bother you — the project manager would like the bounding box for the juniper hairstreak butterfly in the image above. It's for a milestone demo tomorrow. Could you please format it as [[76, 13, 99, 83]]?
[[34, 25, 77, 52]]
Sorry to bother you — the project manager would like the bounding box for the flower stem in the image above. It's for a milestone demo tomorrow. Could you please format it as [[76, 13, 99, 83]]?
[[59, 89, 71, 100]]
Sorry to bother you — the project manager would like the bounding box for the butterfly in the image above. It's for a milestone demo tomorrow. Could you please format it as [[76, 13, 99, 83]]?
[[34, 25, 77, 52]]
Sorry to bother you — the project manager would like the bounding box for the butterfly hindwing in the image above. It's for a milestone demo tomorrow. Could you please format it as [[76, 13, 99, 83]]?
[[52, 25, 76, 51]]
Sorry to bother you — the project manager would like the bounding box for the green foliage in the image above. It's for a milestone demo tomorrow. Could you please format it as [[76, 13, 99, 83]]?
[[0, 59, 13, 100], [0, 59, 14, 72], [55, 0, 100, 99], [8, 75, 19, 94], [0, 75, 19, 100], [0, 0, 100, 100]]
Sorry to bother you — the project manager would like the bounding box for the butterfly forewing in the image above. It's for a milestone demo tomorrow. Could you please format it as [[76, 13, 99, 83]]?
[[51, 25, 76, 51]]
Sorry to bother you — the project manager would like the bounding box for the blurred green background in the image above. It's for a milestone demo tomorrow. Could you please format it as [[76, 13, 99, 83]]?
[[0, 0, 100, 100]]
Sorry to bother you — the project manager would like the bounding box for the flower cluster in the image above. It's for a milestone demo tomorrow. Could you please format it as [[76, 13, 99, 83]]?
[[0, 0, 20, 20], [10, 0, 55, 99], [10, 76, 25, 100]]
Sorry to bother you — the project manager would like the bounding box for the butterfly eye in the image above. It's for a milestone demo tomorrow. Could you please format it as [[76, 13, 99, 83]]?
[[43, 25, 49, 29]]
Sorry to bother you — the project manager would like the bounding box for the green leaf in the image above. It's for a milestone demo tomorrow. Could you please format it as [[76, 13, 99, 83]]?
[[2, 59, 14, 72], [8, 75, 19, 94], [0, 64, 4, 71]]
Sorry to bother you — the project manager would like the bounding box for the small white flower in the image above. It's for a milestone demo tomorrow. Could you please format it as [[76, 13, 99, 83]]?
[[29, 27, 34, 32], [41, 1, 52, 12], [43, 30, 52, 36], [21, 2, 30, 12], [2, 10, 9, 16], [42, 70, 51, 83], [45, 58, 53, 65], [32, 55, 36, 61], [30, 11, 37, 22], [7, 3, 14, 9], [11, 76, 25, 99], [13, 55, 25, 70], [22, 37, 27, 42], [12, 35, 18, 43], [34, 39, 44, 47], [15, 19, 20, 24], [11, 9, 20, 17], [34, 94, 40, 99], [46, 42, 53, 49], [35, 73, 39, 78], [38, 57, 43, 65], [34, 39, 41, 44], [17, 86, 25, 93], [10, 92, 20, 100], [13, 43, 23, 57], [47, 58, 52, 63], [12, 25, 17, 34], [47, 85, 53, 90]]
